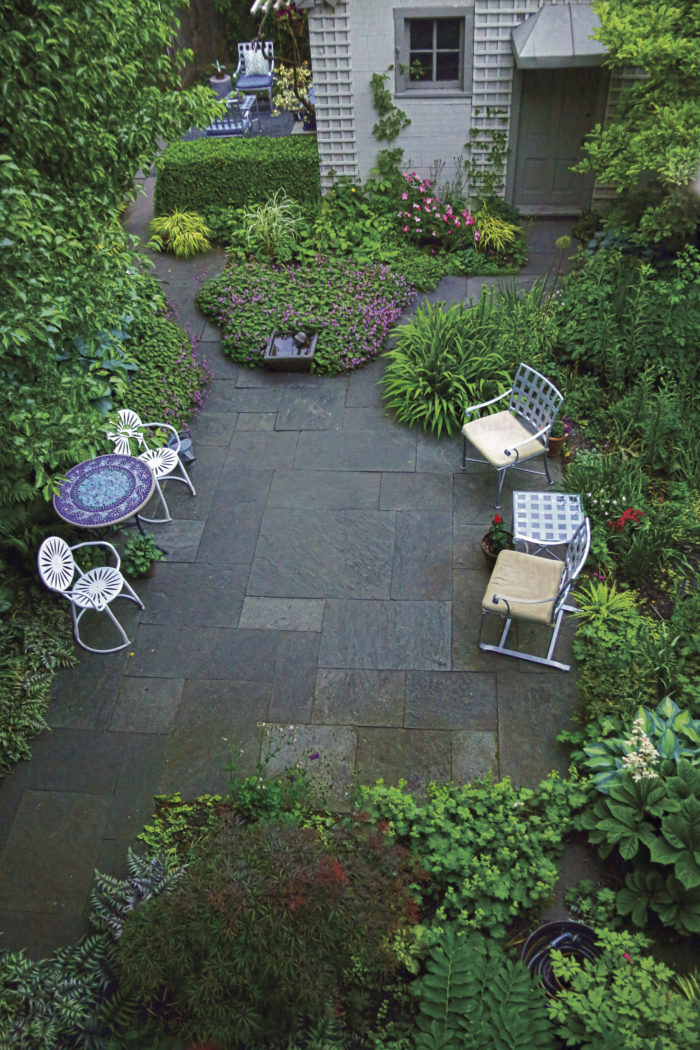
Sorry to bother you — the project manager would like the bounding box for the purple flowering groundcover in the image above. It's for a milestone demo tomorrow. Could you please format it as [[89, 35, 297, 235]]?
[[196, 255, 416, 376]]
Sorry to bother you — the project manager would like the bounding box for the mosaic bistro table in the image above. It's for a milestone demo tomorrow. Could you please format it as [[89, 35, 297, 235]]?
[[53, 454, 155, 529]]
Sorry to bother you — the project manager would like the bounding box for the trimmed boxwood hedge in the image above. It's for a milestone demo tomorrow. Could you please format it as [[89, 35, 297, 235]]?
[[153, 136, 321, 215]]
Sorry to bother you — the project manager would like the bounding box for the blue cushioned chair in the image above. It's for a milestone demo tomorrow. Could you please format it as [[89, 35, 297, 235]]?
[[234, 41, 275, 108]]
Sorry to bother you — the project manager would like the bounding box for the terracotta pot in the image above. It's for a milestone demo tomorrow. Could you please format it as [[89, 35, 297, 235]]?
[[481, 531, 513, 571], [547, 434, 565, 458]]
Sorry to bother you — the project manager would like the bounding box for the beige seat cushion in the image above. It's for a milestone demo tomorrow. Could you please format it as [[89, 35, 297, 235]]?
[[482, 549, 565, 624], [462, 410, 545, 467]]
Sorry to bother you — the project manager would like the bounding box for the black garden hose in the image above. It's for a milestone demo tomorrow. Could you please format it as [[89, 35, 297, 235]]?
[[522, 922, 600, 996]]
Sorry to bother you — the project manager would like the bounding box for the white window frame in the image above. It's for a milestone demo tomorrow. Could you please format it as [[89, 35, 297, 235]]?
[[394, 6, 475, 97]]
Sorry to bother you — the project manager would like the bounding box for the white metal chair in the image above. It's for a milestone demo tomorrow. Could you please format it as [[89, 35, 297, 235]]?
[[462, 363, 564, 509], [107, 409, 195, 524], [477, 518, 590, 671], [234, 40, 275, 108], [38, 536, 144, 654], [204, 96, 254, 138]]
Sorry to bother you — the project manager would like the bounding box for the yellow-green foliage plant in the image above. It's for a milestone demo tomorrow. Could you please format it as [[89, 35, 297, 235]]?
[[149, 210, 212, 259], [474, 207, 521, 254]]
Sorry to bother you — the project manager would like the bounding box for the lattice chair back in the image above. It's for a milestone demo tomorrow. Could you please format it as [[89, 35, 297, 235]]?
[[555, 518, 591, 614], [37, 535, 144, 653], [509, 363, 564, 437]]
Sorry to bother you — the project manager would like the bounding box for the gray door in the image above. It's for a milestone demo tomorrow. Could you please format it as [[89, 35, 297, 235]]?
[[512, 67, 602, 211]]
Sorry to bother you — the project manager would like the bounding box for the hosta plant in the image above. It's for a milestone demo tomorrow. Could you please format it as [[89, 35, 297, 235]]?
[[149, 210, 212, 259], [582, 696, 700, 793]]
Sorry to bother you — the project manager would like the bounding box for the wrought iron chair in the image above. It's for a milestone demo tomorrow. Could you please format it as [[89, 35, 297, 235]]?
[[461, 363, 564, 508], [234, 40, 275, 108], [106, 409, 195, 524], [38, 536, 144, 654], [477, 518, 590, 671]]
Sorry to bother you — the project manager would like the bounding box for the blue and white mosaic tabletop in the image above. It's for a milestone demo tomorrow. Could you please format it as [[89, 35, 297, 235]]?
[[54, 454, 154, 528], [512, 491, 585, 554]]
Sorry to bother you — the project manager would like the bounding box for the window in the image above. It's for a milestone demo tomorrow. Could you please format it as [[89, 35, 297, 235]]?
[[394, 7, 474, 95]]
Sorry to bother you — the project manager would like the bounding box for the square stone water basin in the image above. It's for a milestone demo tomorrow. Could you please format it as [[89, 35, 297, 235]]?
[[263, 330, 318, 371]]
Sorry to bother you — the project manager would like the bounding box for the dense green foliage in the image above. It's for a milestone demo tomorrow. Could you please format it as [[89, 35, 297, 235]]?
[[382, 280, 559, 437], [126, 312, 212, 429], [196, 256, 415, 376], [115, 818, 419, 1047], [153, 135, 321, 214], [548, 928, 700, 1049], [411, 927, 555, 1050], [0, 595, 76, 777], [382, 300, 510, 437], [0, 0, 217, 586], [581, 0, 700, 244], [357, 773, 585, 939]]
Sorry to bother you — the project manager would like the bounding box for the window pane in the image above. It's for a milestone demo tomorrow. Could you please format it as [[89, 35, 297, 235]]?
[[409, 19, 433, 51], [436, 19, 460, 49], [436, 52, 459, 81], [409, 50, 433, 81]]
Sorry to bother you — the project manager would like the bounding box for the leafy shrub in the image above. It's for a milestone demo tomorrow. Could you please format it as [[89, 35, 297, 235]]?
[[120, 532, 165, 578], [548, 928, 700, 1049], [0, 594, 76, 777], [411, 926, 555, 1050], [115, 818, 420, 1047], [358, 773, 585, 939], [382, 300, 510, 437], [196, 255, 415, 376], [154, 136, 321, 214], [123, 313, 212, 428], [149, 210, 212, 259], [471, 206, 521, 255]]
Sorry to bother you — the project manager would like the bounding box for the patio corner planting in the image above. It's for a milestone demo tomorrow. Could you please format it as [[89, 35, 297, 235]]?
[[196, 255, 415, 376]]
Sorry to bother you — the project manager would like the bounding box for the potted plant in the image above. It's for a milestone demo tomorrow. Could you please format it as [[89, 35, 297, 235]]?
[[209, 60, 232, 100], [547, 415, 572, 458], [480, 513, 513, 570], [121, 532, 165, 579]]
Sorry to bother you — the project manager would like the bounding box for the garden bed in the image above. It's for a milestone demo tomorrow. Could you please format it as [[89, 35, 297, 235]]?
[[196, 255, 416, 376]]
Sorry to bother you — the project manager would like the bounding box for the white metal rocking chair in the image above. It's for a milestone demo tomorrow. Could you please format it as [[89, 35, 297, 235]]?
[[477, 518, 591, 671], [38, 536, 144, 654], [107, 409, 195, 524], [462, 363, 564, 509]]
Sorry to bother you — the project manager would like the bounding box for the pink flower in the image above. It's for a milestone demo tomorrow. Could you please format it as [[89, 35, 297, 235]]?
[[463, 210, 475, 225], [474, 230, 481, 241], [402, 226, 409, 232], [400, 192, 408, 200], [455, 219, 460, 227], [413, 203, 421, 210]]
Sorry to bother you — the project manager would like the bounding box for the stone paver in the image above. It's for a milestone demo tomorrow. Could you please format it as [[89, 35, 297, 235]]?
[[0, 184, 582, 958]]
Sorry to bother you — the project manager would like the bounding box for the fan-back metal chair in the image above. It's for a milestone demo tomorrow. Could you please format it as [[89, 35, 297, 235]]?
[[38, 536, 144, 654], [234, 40, 275, 108], [477, 518, 590, 671], [107, 409, 195, 524], [462, 363, 564, 508]]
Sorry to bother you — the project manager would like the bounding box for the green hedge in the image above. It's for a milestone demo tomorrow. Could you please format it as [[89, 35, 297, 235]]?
[[153, 136, 321, 214]]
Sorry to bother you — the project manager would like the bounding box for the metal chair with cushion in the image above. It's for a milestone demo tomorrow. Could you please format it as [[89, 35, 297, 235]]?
[[234, 40, 275, 108], [461, 363, 564, 509], [477, 518, 590, 671], [106, 409, 195, 524], [38, 536, 144, 654]]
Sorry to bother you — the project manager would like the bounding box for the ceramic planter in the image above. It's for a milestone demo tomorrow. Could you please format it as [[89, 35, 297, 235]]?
[[547, 434, 566, 458]]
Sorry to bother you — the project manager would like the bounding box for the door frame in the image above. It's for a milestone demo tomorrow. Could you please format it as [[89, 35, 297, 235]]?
[[505, 65, 609, 215]]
